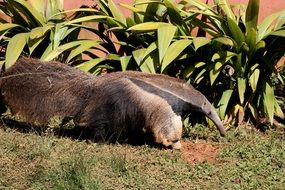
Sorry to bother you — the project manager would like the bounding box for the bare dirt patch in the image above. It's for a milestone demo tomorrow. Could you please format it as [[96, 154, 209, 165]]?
[[181, 141, 221, 164]]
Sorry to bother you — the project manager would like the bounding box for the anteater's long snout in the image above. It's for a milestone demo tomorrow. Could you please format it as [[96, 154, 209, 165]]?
[[200, 100, 226, 136], [207, 110, 226, 136]]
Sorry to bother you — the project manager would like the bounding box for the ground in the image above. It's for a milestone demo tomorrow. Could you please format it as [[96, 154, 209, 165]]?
[[181, 141, 220, 164], [0, 119, 285, 190]]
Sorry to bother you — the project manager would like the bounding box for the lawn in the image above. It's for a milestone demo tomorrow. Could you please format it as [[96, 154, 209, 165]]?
[[0, 118, 284, 190]]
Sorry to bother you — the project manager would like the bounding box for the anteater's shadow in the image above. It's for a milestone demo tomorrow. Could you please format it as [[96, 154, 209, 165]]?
[[0, 116, 157, 148]]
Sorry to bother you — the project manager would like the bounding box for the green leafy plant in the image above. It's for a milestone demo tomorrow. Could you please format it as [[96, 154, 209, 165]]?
[[69, 0, 197, 74], [182, 0, 285, 126], [0, 0, 71, 67], [0, 0, 100, 69]]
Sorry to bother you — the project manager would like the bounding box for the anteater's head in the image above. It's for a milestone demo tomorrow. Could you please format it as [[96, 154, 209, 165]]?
[[152, 115, 183, 149]]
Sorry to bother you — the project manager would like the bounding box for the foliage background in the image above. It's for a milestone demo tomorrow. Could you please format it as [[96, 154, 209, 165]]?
[[0, 0, 284, 128]]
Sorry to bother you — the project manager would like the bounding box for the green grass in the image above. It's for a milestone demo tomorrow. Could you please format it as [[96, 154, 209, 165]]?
[[0, 120, 285, 190]]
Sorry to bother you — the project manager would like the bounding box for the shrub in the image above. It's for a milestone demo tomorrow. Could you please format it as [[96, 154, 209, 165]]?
[[0, 0, 75, 67], [182, 0, 285, 126]]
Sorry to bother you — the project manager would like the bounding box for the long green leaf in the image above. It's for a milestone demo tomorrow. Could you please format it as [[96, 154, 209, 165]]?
[[108, 0, 126, 26], [209, 61, 223, 85], [120, 3, 143, 14], [227, 17, 245, 47], [269, 30, 285, 37], [215, 0, 235, 20], [185, 0, 216, 16], [161, 39, 192, 72], [213, 37, 234, 47], [263, 81, 275, 124], [143, 42, 158, 58], [28, 35, 46, 55], [245, 27, 257, 53], [164, 0, 186, 30], [133, 49, 156, 73], [46, 0, 64, 19], [193, 37, 211, 51], [41, 41, 85, 61], [158, 24, 177, 64], [245, 0, 259, 30], [249, 103, 259, 122], [275, 11, 285, 29], [237, 77, 246, 104], [194, 68, 206, 84], [0, 23, 22, 33], [65, 15, 109, 25], [29, 24, 54, 40], [211, 51, 237, 62], [12, 0, 46, 25], [274, 97, 285, 119], [132, 0, 150, 22], [217, 89, 234, 119], [120, 56, 132, 71], [183, 62, 206, 78], [128, 22, 163, 31], [249, 66, 260, 92], [29, 0, 45, 17], [5, 33, 28, 68], [210, 51, 236, 85], [258, 11, 283, 40], [67, 41, 100, 62], [76, 58, 105, 72]]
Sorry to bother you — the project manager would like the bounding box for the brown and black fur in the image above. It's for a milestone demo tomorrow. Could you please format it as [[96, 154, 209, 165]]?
[[0, 58, 225, 149], [108, 71, 225, 136], [0, 58, 182, 149]]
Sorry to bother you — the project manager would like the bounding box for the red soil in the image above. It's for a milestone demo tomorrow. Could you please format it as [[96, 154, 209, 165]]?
[[181, 141, 221, 164]]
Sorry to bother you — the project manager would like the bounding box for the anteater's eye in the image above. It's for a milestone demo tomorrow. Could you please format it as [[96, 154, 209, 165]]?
[[172, 139, 179, 143]]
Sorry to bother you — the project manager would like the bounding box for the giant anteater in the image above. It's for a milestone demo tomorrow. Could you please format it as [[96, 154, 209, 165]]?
[[0, 58, 225, 149]]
